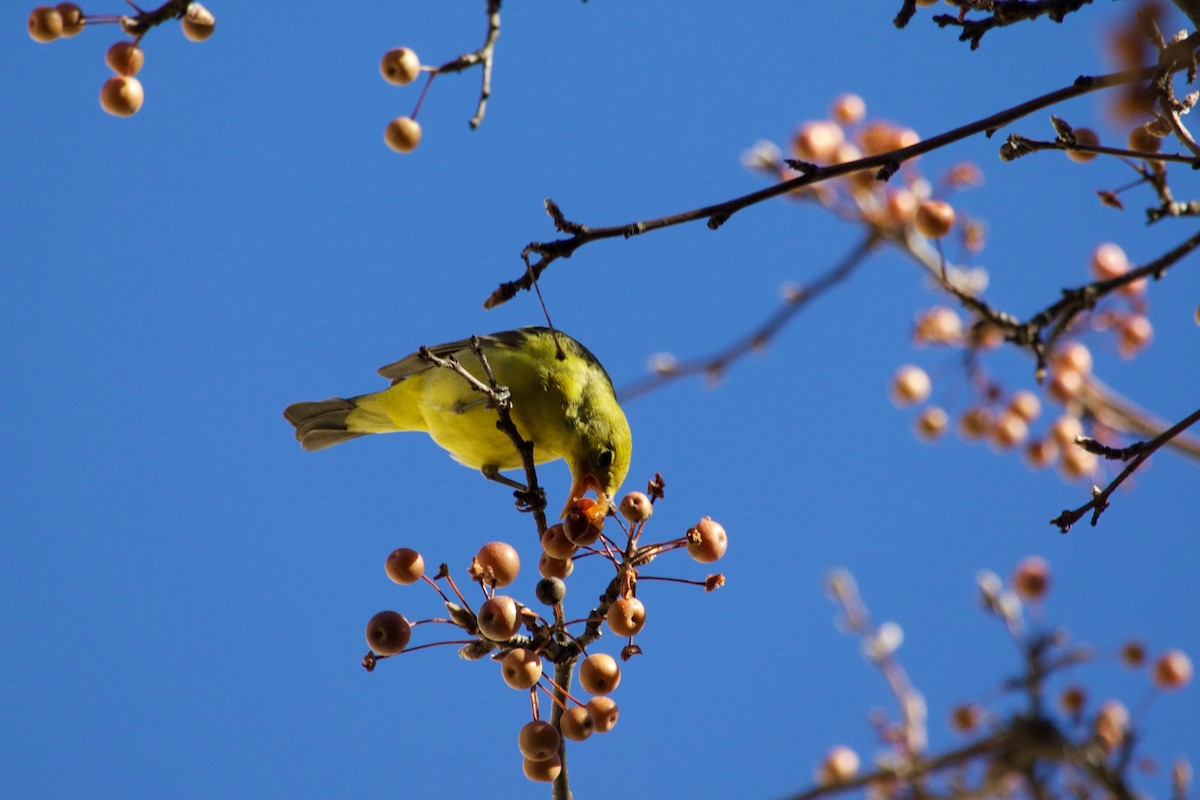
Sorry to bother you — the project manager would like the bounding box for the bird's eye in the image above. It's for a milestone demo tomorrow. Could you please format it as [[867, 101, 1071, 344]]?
[[598, 449, 613, 469]]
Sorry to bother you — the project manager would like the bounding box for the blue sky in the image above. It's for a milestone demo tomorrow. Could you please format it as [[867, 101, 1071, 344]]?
[[2, 1, 1197, 798]]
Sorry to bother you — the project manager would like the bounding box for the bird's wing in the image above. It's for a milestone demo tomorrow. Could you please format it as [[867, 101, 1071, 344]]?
[[376, 328, 539, 383]]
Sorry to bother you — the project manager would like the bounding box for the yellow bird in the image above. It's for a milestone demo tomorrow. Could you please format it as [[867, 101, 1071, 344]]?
[[283, 327, 631, 515]]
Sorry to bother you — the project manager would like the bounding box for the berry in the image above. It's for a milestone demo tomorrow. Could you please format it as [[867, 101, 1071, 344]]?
[[473, 541, 520, 587], [1059, 685, 1086, 716], [501, 647, 543, 690], [991, 410, 1029, 450], [914, 200, 955, 238], [28, 7, 63, 42], [618, 491, 653, 523], [518, 720, 560, 762], [105, 41, 144, 77], [541, 523, 578, 560], [56, 3, 83, 36], [1117, 315, 1153, 359], [380, 47, 421, 86], [950, 704, 981, 734], [1120, 640, 1146, 668], [1066, 127, 1100, 162], [578, 653, 621, 695], [1059, 446, 1098, 481], [1008, 390, 1041, 423], [1012, 556, 1050, 601], [1152, 649, 1193, 690], [914, 306, 963, 345], [1050, 415, 1084, 447], [1054, 342, 1093, 375], [958, 407, 992, 441], [477, 595, 521, 641], [99, 76, 144, 117], [1092, 243, 1129, 280], [181, 2, 215, 42], [384, 547, 424, 585], [1128, 124, 1162, 153], [914, 406, 949, 441], [1024, 438, 1059, 470], [687, 517, 728, 563], [1094, 700, 1129, 751], [886, 189, 919, 226], [537, 553, 573, 580], [535, 577, 566, 606], [831, 93, 866, 126], [560, 706, 595, 742], [817, 745, 860, 785], [522, 754, 562, 783], [1047, 367, 1084, 403], [586, 696, 619, 733], [606, 596, 646, 637], [890, 365, 931, 407], [564, 500, 602, 545], [365, 610, 411, 656], [384, 117, 422, 153], [792, 120, 844, 163]]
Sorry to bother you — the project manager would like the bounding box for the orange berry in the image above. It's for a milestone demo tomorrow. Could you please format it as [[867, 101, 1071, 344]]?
[[686, 517, 728, 563], [105, 41, 144, 77], [181, 2, 215, 41], [792, 120, 844, 162], [1066, 127, 1100, 162], [365, 610, 411, 656], [99, 75, 144, 117], [518, 720, 560, 762], [28, 6, 63, 42], [1117, 315, 1153, 358], [541, 523, 578, 560], [522, 754, 562, 783], [914, 200, 955, 239], [1152, 650, 1193, 690], [618, 491, 653, 523], [991, 410, 1030, 450], [56, 3, 83, 36], [914, 306, 963, 345], [384, 547, 424, 585], [890, 364, 931, 407], [501, 647, 543, 690], [384, 116, 422, 153], [1050, 415, 1084, 447], [560, 706, 595, 742], [473, 541, 520, 587], [578, 653, 621, 695], [1128, 125, 1161, 153], [380, 47, 421, 86], [886, 189, 919, 226], [564, 499, 602, 545], [914, 405, 949, 442], [606, 596, 646, 637], [1007, 390, 1041, 423], [1059, 446, 1098, 481], [1012, 556, 1050, 601], [831, 93, 866, 126], [1054, 342, 1093, 375], [586, 696, 619, 732], [537, 553, 573, 580], [477, 595, 521, 641]]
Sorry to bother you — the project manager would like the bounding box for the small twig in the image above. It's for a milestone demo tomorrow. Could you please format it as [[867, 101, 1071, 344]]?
[[550, 659, 574, 800], [1051, 404, 1200, 532], [931, 0, 1095, 50], [432, 0, 502, 129]]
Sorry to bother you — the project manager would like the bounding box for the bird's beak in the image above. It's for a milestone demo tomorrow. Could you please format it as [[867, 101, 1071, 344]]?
[[561, 472, 605, 519]]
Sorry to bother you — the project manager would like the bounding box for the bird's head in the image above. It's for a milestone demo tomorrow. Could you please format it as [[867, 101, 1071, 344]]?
[[561, 403, 632, 519]]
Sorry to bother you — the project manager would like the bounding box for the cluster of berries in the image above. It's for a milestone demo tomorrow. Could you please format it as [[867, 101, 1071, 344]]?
[[379, 47, 424, 153], [363, 486, 727, 783], [27, 2, 215, 117]]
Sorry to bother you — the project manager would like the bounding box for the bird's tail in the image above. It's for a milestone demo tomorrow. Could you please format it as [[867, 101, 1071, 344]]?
[[284, 397, 371, 452]]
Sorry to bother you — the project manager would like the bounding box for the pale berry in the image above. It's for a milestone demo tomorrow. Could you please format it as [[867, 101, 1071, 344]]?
[[106, 41, 144, 77], [380, 47, 421, 86], [1050, 415, 1084, 447], [1094, 700, 1129, 751], [537, 553, 573, 580], [365, 610, 411, 656], [792, 120, 843, 163], [522, 754, 562, 783], [606, 596, 646, 637], [1152, 650, 1193, 690], [958, 407, 992, 441], [1092, 243, 1129, 280], [1066, 127, 1100, 162], [560, 706, 595, 742], [99, 75, 144, 117], [28, 6, 63, 42], [1047, 368, 1084, 404], [1059, 446, 1098, 481], [518, 720, 560, 762], [914, 306, 963, 345], [618, 491, 653, 523], [890, 365, 931, 407], [817, 745, 860, 785], [473, 541, 519, 587], [1012, 556, 1050, 601], [991, 410, 1029, 450], [1024, 438, 1059, 470], [181, 2, 215, 41], [831, 93, 866, 126], [1054, 342, 1093, 375], [1117, 315, 1153, 358], [687, 517, 728, 563], [586, 696, 619, 732], [477, 595, 521, 641], [385, 547, 424, 585], [384, 116, 422, 153], [1008, 390, 1041, 423], [914, 200, 955, 238], [541, 523, 578, 560], [578, 653, 621, 695], [914, 406, 949, 442], [501, 647, 543, 690], [56, 3, 83, 36]]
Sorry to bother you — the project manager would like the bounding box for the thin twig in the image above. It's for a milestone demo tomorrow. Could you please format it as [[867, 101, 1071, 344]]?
[[433, 0, 502, 129]]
